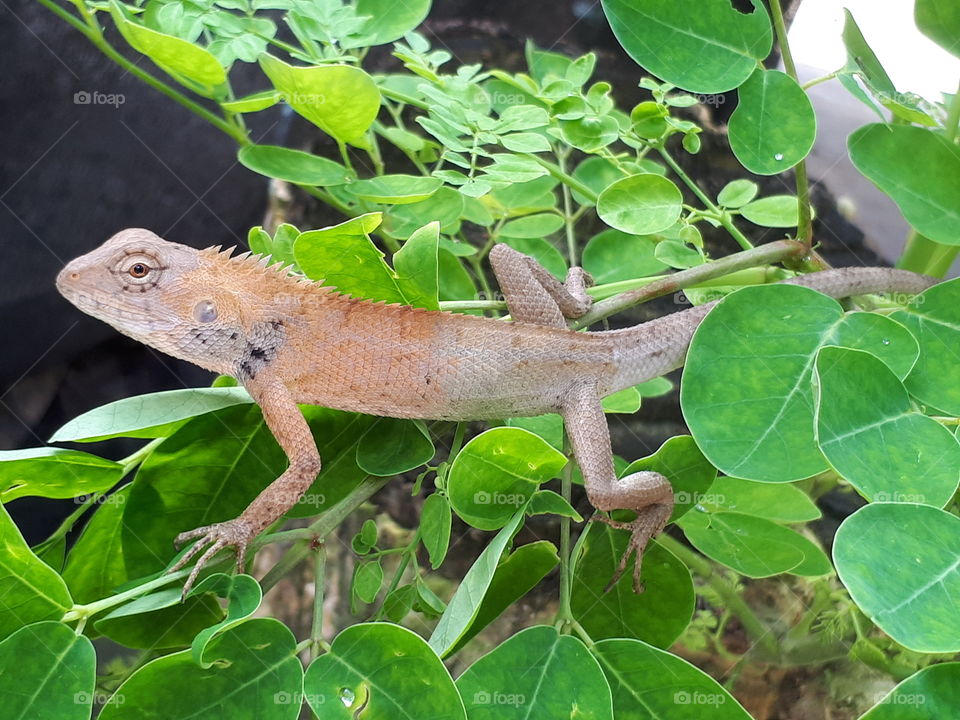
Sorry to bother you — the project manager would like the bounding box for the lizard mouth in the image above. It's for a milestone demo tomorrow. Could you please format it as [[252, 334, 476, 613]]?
[[56, 269, 163, 329]]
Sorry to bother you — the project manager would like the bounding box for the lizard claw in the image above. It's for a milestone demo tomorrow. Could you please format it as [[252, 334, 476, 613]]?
[[170, 518, 254, 599], [591, 503, 672, 594]]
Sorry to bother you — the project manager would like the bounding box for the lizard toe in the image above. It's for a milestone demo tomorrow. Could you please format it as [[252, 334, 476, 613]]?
[[169, 518, 255, 598]]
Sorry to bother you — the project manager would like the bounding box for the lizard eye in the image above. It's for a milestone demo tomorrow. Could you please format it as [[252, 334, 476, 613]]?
[[116, 252, 161, 288], [193, 300, 218, 324]]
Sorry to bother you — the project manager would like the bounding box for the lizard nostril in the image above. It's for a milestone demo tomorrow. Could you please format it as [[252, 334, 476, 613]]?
[[70, 272, 80, 281]]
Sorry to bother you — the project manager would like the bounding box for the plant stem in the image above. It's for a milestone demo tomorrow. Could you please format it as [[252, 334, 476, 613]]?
[[527, 155, 598, 204], [572, 239, 807, 328], [556, 436, 575, 628], [558, 150, 579, 266], [801, 70, 839, 90], [62, 566, 194, 622], [769, 0, 813, 250], [310, 543, 326, 658], [656, 147, 754, 251], [897, 230, 958, 277]]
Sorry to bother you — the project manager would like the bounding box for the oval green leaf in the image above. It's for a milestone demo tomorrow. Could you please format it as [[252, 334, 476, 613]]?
[[582, 229, 667, 283], [238, 145, 352, 186], [0, 448, 122, 502], [739, 195, 799, 227], [834, 503, 960, 652], [345, 174, 442, 204], [597, 174, 682, 234]]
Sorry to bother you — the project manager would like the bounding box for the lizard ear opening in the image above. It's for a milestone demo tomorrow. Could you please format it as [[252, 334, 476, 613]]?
[[193, 300, 218, 324]]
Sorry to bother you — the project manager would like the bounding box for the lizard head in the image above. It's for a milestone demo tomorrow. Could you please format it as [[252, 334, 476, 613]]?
[[56, 228, 249, 373]]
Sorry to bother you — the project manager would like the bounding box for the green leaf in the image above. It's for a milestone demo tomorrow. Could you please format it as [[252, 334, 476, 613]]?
[[259, 55, 380, 146], [420, 493, 452, 568], [621, 435, 716, 521], [698, 476, 821, 523], [682, 284, 853, 481], [739, 195, 798, 227], [849, 124, 960, 245], [815, 347, 960, 507], [354, 0, 430, 46], [593, 638, 751, 718], [393, 221, 440, 310], [679, 511, 830, 578], [0, 448, 122, 502], [654, 237, 704, 269], [111, 2, 226, 90], [597, 174, 682, 234], [384, 187, 464, 239], [841, 9, 896, 96], [429, 510, 524, 656], [728, 69, 816, 175], [220, 89, 280, 113], [353, 560, 383, 604], [447, 428, 566, 530], [717, 179, 759, 208], [346, 174, 442, 204], [527, 489, 582, 521], [826, 311, 919, 380], [582, 229, 667, 283], [500, 132, 552, 153], [501, 237, 567, 280], [861, 663, 960, 719], [99, 619, 303, 719], [559, 115, 620, 152], [356, 418, 435, 475], [62, 487, 131, 602], [834, 503, 960, 653], [50, 386, 253, 442], [893, 278, 960, 414], [600, 386, 641, 413], [305, 624, 464, 718], [188, 573, 263, 667], [572, 525, 693, 647], [571, 157, 627, 205], [915, 0, 960, 57], [94, 588, 224, 650], [238, 145, 352, 186], [0, 621, 95, 720], [600, 0, 772, 93], [458, 626, 613, 719], [500, 213, 564, 239], [0, 505, 72, 640], [447, 541, 559, 654]]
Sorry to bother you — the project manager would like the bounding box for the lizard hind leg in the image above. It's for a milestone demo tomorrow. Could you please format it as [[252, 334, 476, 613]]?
[[489, 243, 593, 327], [561, 380, 674, 593]]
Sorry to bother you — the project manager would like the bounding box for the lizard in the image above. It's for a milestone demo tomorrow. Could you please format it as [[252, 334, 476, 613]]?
[[56, 228, 937, 595]]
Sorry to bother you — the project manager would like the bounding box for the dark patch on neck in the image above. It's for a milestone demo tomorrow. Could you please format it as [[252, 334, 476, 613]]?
[[237, 318, 286, 382]]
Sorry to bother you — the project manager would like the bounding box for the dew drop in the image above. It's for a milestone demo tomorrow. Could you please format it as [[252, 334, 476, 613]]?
[[340, 688, 355, 708], [881, 338, 891, 345], [774, 152, 784, 161]]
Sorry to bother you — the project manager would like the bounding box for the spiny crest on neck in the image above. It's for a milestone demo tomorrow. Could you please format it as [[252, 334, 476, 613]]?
[[198, 245, 334, 296]]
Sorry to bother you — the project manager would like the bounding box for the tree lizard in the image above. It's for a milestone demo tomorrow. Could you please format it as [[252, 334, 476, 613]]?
[[56, 228, 936, 595]]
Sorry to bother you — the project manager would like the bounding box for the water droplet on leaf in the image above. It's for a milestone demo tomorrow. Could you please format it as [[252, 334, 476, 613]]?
[[340, 688, 355, 707]]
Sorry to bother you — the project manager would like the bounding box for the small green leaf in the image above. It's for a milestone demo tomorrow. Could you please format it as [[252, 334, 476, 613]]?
[[501, 237, 567, 279], [849, 125, 960, 246], [420, 493, 452, 569], [0, 448, 122, 502], [597, 175, 682, 234], [356, 418, 435, 475], [739, 195, 799, 227], [834, 503, 960, 653], [394, 222, 440, 310], [238, 145, 352, 186], [729, 69, 816, 175], [111, 1, 226, 90], [220, 89, 280, 113], [593, 638, 752, 718], [500, 132, 552, 153], [306, 623, 465, 718], [259, 54, 380, 146], [600, 0, 772, 93], [527, 489, 582, 521], [699, 476, 821, 523], [458, 626, 613, 719], [0, 505, 72, 640], [500, 213, 564, 238], [346, 174, 442, 204], [717, 179, 759, 208], [429, 510, 525, 656], [0, 621, 95, 720], [50, 386, 253, 442], [815, 347, 960, 507], [447, 428, 566, 530], [560, 115, 620, 152], [353, 0, 430, 46], [187, 574, 263, 667], [582, 229, 667, 283], [353, 560, 383, 604], [384, 187, 464, 239]]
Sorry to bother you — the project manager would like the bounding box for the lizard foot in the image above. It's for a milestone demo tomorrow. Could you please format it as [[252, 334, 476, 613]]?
[[170, 518, 255, 598], [591, 502, 672, 594]]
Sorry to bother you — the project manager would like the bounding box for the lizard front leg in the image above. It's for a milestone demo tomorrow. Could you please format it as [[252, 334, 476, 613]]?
[[170, 376, 321, 596], [561, 380, 673, 593], [489, 243, 593, 327]]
